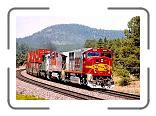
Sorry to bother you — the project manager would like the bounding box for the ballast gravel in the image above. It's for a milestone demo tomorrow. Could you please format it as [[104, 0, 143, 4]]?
[[16, 70, 125, 100]]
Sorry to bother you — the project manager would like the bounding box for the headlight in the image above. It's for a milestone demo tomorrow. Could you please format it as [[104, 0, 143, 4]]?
[[87, 74, 93, 81]]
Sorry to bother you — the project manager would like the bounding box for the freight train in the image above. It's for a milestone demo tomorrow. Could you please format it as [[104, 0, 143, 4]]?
[[26, 48, 114, 89]]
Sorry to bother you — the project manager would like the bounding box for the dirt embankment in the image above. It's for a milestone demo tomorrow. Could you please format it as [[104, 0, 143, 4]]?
[[113, 75, 140, 95], [16, 65, 26, 70]]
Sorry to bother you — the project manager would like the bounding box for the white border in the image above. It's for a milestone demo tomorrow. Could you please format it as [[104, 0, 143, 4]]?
[[9, 8, 148, 110]]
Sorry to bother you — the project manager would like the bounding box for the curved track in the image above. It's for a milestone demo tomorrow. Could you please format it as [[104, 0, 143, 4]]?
[[49, 77, 140, 100], [92, 89, 140, 100], [16, 69, 104, 100], [17, 69, 140, 100], [47, 75, 140, 100]]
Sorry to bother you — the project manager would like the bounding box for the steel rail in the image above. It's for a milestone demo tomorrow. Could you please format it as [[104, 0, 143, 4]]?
[[93, 89, 140, 100]]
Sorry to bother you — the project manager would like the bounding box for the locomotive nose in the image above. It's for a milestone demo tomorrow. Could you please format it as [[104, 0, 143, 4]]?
[[95, 58, 104, 63], [95, 59, 99, 63], [92, 57, 111, 74]]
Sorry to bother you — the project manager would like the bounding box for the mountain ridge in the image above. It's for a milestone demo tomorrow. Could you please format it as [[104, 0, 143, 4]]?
[[17, 24, 125, 52]]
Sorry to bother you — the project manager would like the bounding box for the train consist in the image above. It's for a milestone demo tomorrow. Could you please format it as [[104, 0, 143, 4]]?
[[26, 48, 114, 89]]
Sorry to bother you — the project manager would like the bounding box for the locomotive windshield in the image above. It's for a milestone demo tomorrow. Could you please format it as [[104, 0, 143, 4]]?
[[101, 52, 112, 58], [87, 52, 100, 57]]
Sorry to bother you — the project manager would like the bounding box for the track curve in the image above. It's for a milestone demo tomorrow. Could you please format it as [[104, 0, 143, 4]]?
[[17, 69, 104, 100], [92, 89, 140, 100], [17, 69, 140, 100]]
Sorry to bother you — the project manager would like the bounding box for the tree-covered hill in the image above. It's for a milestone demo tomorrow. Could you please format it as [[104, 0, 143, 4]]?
[[16, 24, 125, 52]]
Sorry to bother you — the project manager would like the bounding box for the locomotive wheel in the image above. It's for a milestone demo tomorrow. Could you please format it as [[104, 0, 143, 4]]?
[[65, 73, 70, 82], [56, 72, 62, 81], [36, 69, 40, 78], [44, 71, 47, 79], [36, 72, 39, 77], [79, 77, 88, 86], [107, 80, 112, 88], [38, 71, 41, 78], [46, 72, 51, 80], [83, 78, 88, 86], [79, 78, 83, 85]]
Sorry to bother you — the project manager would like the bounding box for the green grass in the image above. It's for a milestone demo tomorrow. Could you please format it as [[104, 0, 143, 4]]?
[[16, 94, 47, 100]]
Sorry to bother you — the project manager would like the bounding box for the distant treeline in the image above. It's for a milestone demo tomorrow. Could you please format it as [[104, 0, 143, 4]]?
[[16, 43, 30, 67]]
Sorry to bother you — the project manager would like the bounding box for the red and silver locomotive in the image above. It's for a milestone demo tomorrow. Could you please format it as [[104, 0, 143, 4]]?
[[26, 48, 114, 89]]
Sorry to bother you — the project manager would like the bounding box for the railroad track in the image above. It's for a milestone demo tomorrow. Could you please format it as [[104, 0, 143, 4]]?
[[17, 69, 140, 100], [16, 69, 103, 100], [48, 78, 140, 100], [92, 89, 140, 100], [46, 76, 140, 100]]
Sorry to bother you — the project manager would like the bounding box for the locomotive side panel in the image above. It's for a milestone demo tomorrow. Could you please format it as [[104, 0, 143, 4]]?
[[74, 49, 83, 71], [69, 52, 74, 71], [63, 49, 83, 72], [62, 52, 69, 70], [49, 52, 64, 72]]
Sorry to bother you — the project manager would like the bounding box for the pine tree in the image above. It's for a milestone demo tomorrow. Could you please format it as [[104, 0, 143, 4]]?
[[16, 43, 31, 67], [97, 38, 103, 48], [103, 37, 108, 48], [84, 39, 97, 48], [124, 16, 140, 46], [124, 16, 140, 78]]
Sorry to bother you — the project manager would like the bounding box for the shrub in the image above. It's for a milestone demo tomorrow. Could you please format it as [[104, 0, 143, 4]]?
[[117, 77, 131, 86], [115, 68, 130, 78]]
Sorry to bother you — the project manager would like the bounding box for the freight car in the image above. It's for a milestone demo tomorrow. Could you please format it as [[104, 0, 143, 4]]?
[[26, 48, 114, 89]]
